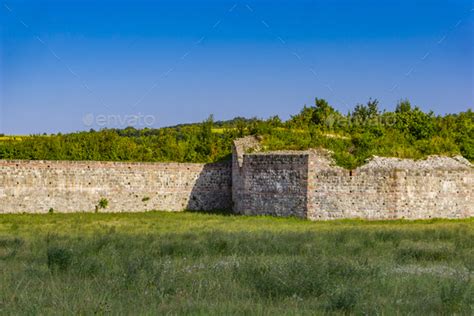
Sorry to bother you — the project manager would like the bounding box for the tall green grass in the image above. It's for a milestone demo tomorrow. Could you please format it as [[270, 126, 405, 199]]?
[[0, 212, 473, 314]]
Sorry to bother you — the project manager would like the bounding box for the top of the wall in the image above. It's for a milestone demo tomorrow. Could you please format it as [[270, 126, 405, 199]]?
[[233, 136, 261, 168], [358, 155, 472, 171], [0, 159, 230, 170], [249, 150, 310, 156], [232, 136, 473, 172]]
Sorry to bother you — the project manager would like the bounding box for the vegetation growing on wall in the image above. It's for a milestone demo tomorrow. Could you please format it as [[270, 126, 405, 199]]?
[[0, 99, 472, 169]]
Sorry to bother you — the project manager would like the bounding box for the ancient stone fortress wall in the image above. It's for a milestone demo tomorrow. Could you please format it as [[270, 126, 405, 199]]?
[[0, 160, 232, 213], [232, 136, 309, 218], [232, 152, 309, 218], [232, 137, 473, 220], [307, 152, 473, 220], [0, 136, 472, 219]]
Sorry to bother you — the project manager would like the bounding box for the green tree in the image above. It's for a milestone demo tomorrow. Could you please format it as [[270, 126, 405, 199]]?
[[311, 98, 339, 127]]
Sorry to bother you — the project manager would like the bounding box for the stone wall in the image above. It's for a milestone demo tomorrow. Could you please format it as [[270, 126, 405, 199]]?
[[233, 152, 309, 218], [307, 151, 399, 220], [307, 153, 473, 220], [0, 137, 472, 219], [0, 160, 232, 213], [232, 136, 261, 214], [233, 143, 473, 220]]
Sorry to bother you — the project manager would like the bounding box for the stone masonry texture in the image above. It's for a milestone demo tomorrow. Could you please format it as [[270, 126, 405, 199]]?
[[306, 151, 473, 220], [0, 160, 231, 213], [0, 137, 473, 219], [232, 137, 473, 220]]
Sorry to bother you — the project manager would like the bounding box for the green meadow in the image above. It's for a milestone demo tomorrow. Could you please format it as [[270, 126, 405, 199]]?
[[1, 212, 473, 315]]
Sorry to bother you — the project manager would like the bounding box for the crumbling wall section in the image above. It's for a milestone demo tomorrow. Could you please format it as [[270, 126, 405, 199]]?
[[307, 153, 473, 220]]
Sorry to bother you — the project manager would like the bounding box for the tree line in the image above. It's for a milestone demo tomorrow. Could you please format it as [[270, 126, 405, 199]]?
[[0, 99, 472, 169]]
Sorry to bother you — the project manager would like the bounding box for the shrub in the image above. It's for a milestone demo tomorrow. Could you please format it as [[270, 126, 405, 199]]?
[[97, 198, 109, 210], [0, 101, 471, 168]]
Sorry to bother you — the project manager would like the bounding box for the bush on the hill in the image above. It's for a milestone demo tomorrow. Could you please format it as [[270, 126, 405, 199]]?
[[0, 99, 472, 169]]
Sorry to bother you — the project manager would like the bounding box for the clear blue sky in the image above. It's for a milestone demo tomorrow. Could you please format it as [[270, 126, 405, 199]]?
[[1, 0, 472, 134]]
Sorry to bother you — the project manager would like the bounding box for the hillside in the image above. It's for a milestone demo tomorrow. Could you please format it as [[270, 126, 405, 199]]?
[[0, 99, 472, 169]]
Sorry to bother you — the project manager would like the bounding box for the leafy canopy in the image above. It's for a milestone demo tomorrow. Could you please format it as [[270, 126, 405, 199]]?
[[1, 99, 472, 169]]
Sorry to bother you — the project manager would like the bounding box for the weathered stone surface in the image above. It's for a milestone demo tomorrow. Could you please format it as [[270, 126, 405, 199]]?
[[233, 144, 473, 220], [232, 153, 309, 218], [0, 160, 231, 213], [307, 152, 473, 220], [0, 137, 472, 219]]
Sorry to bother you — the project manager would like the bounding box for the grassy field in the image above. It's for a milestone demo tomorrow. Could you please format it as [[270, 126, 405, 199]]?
[[0, 212, 473, 315]]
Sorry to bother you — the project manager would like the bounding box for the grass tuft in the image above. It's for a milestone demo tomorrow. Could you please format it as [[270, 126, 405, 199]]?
[[395, 241, 455, 263], [47, 246, 73, 272]]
